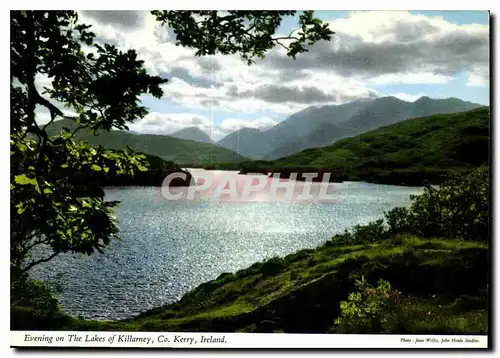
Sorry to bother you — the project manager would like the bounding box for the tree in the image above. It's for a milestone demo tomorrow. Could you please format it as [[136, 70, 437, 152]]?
[[10, 10, 166, 280], [10, 10, 334, 282], [152, 10, 334, 64], [385, 166, 489, 241]]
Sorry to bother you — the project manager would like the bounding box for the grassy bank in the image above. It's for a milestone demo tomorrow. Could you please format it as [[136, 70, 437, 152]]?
[[12, 236, 488, 334], [11, 167, 489, 334]]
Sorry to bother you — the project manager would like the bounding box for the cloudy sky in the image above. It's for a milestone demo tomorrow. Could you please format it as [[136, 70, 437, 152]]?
[[38, 10, 490, 141]]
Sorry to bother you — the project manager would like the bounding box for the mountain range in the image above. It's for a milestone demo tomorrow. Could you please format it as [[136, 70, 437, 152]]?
[[216, 96, 483, 160], [255, 106, 489, 186], [45, 119, 246, 166], [44, 96, 483, 167]]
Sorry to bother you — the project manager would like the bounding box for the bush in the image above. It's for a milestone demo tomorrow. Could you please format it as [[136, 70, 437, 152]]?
[[11, 278, 60, 312], [385, 207, 412, 235], [352, 219, 390, 243], [10, 278, 71, 330], [330, 220, 389, 247], [216, 272, 235, 282], [334, 276, 400, 333], [331, 230, 355, 245], [261, 257, 286, 277], [385, 166, 489, 241]]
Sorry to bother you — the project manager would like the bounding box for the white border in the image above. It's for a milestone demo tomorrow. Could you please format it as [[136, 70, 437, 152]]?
[[2, 1, 496, 356], [10, 331, 489, 349]]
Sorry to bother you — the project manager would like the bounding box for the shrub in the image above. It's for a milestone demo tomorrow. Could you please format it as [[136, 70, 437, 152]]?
[[284, 249, 313, 263], [331, 230, 355, 245], [11, 278, 60, 312], [385, 207, 412, 235], [216, 272, 235, 282], [334, 276, 400, 333], [10, 278, 71, 330], [352, 219, 390, 243], [261, 257, 286, 277], [385, 166, 489, 241]]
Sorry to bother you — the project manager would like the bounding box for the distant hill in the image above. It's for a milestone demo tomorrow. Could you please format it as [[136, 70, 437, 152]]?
[[266, 96, 483, 159], [217, 96, 483, 160], [69, 152, 193, 194], [169, 127, 213, 144], [240, 107, 490, 186], [217, 128, 269, 159], [45, 119, 246, 166]]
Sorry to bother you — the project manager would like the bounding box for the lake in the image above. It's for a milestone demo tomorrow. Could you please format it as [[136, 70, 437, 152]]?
[[31, 170, 423, 320]]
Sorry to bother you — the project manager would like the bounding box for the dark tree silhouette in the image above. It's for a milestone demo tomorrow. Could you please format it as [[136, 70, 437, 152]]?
[[10, 10, 334, 280], [152, 10, 334, 64]]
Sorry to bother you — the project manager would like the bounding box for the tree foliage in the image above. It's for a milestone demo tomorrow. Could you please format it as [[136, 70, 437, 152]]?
[[152, 10, 334, 64], [334, 276, 400, 333], [386, 166, 489, 241], [11, 10, 333, 281], [10, 10, 166, 279]]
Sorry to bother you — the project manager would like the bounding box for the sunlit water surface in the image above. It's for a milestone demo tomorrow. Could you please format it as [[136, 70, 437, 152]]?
[[31, 170, 423, 320]]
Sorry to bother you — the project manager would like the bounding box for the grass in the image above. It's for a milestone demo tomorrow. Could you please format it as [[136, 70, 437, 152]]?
[[13, 235, 488, 334]]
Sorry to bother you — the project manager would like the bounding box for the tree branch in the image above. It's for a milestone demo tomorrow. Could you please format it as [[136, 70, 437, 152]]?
[[21, 251, 60, 273], [274, 40, 290, 51], [23, 238, 48, 255]]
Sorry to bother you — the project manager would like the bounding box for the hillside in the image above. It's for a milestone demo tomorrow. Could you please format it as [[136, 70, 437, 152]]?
[[217, 100, 370, 158], [169, 127, 213, 144], [217, 127, 270, 159], [70, 152, 193, 190], [266, 96, 483, 159], [217, 96, 482, 160], [45, 119, 246, 166], [239, 107, 490, 186]]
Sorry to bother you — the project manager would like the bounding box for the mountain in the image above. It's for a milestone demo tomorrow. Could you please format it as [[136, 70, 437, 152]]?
[[169, 127, 213, 144], [264, 107, 490, 185], [235, 107, 489, 186], [266, 96, 483, 159], [45, 119, 246, 166], [217, 128, 271, 159], [218, 96, 483, 160], [217, 100, 369, 158]]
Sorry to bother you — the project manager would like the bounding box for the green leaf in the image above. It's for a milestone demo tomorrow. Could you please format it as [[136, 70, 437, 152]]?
[[14, 174, 37, 186], [91, 164, 102, 171]]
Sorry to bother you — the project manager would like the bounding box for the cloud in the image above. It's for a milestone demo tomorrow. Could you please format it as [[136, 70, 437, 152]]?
[[262, 11, 489, 85], [35, 107, 52, 125], [65, 10, 489, 133], [127, 112, 225, 141], [385, 92, 429, 102], [236, 83, 379, 104], [81, 11, 146, 30], [467, 64, 489, 87], [127, 112, 281, 141]]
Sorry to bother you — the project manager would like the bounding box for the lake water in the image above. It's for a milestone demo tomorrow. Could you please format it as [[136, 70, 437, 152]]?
[[31, 170, 423, 320]]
